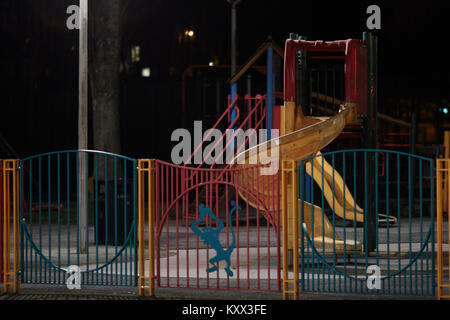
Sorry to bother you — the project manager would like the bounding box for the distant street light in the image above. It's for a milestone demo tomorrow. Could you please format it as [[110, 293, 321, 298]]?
[[185, 29, 195, 37], [142, 67, 151, 78]]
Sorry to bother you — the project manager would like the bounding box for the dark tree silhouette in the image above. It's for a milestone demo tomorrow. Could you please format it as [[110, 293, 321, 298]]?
[[89, 0, 122, 156]]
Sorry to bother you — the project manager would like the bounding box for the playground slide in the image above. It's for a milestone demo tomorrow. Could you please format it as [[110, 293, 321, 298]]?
[[233, 104, 365, 252], [298, 200, 363, 252], [305, 153, 398, 225]]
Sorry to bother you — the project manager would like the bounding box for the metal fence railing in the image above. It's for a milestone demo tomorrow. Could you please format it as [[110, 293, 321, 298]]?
[[296, 150, 435, 296], [18, 150, 138, 287], [1, 149, 445, 300], [151, 160, 281, 292]]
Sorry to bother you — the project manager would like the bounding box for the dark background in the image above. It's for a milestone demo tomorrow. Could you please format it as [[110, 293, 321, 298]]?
[[1, 0, 449, 160]]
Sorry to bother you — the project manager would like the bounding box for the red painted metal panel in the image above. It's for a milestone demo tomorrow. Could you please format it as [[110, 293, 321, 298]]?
[[345, 40, 368, 115], [272, 105, 281, 131], [154, 160, 281, 291]]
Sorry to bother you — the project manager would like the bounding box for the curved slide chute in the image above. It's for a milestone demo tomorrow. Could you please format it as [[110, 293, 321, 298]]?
[[305, 152, 398, 225], [232, 105, 365, 252]]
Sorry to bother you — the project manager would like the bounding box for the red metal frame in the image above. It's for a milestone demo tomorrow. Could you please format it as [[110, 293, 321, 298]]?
[[154, 160, 281, 291], [283, 38, 368, 115]]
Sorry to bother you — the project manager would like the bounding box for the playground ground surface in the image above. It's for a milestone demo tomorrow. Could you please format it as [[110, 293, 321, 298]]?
[[2, 218, 448, 300], [0, 284, 435, 300]]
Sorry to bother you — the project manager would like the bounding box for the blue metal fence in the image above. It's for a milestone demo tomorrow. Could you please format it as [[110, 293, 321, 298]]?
[[18, 150, 138, 287], [297, 149, 435, 296]]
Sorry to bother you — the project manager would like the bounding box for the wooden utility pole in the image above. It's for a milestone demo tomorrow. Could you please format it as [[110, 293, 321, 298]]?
[[78, 0, 88, 253]]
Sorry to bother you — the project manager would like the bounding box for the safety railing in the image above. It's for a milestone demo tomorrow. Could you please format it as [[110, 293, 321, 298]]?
[[1, 149, 442, 300], [18, 150, 138, 287], [186, 94, 267, 170], [295, 150, 435, 297], [184, 94, 240, 168], [152, 159, 281, 292]]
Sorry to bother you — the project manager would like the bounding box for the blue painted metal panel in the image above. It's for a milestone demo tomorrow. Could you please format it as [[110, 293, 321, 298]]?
[[297, 149, 435, 296], [19, 150, 138, 287]]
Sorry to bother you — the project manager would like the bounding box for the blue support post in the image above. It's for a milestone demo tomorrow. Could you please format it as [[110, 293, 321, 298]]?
[[230, 83, 238, 152]]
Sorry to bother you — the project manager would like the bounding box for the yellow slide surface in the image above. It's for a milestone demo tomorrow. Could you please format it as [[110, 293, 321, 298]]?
[[305, 152, 397, 225], [299, 200, 363, 253]]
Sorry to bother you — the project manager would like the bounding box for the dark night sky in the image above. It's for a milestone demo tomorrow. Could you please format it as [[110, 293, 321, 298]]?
[[0, 0, 449, 159]]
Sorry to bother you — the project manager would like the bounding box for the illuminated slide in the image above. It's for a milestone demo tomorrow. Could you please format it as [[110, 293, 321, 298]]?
[[305, 153, 397, 225], [233, 104, 365, 252]]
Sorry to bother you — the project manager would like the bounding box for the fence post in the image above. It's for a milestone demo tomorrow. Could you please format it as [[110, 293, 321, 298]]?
[[443, 131, 450, 212], [281, 160, 299, 300], [138, 159, 155, 296], [437, 159, 450, 299], [2, 160, 20, 294]]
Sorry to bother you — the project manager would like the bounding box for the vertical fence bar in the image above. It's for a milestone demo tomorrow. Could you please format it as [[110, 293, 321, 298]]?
[[28, 160, 33, 284], [332, 153, 336, 293], [430, 159, 435, 297], [114, 157, 118, 285], [94, 154, 99, 284], [66, 154, 71, 274], [47, 155, 51, 284], [292, 161, 299, 300], [408, 156, 413, 294], [57, 154, 61, 284], [133, 160, 138, 287], [104, 155, 108, 285], [427, 159, 432, 296], [14, 160, 19, 291], [19, 161, 24, 285], [281, 160, 289, 300], [38, 157, 42, 283], [122, 159, 126, 286], [436, 160, 443, 299], [386, 152, 390, 293], [16, 164, 23, 284], [299, 160, 305, 292]]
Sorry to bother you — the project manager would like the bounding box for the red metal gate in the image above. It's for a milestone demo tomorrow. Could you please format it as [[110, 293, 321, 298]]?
[[153, 160, 281, 292]]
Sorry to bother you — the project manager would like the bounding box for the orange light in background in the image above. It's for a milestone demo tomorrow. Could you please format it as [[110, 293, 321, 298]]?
[[184, 30, 194, 37]]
